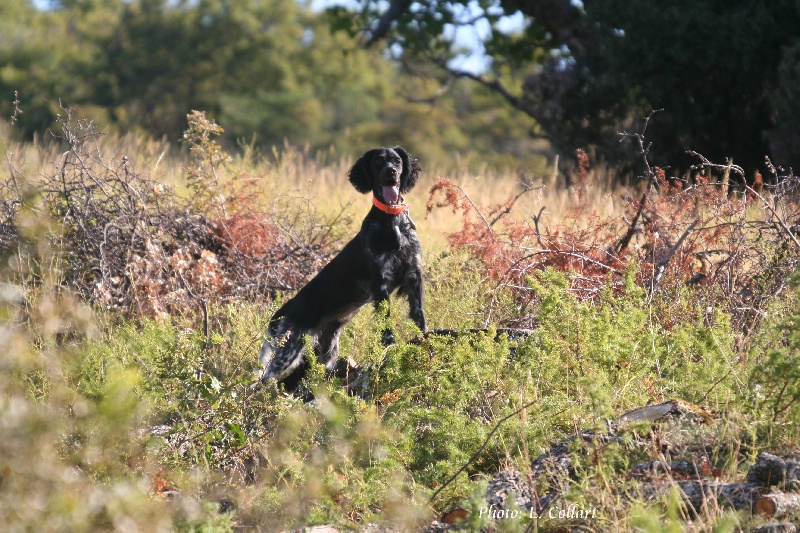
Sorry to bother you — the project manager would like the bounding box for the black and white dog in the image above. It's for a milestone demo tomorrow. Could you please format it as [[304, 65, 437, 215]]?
[[259, 147, 427, 390]]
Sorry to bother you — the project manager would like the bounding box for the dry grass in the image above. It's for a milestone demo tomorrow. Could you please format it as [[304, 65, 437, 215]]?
[[2, 125, 635, 256], [217, 147, 633, 252], [418, 159, 630, 249]]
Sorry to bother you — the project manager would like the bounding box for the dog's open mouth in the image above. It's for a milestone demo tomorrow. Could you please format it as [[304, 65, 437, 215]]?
[[382, 185, 400, 205]]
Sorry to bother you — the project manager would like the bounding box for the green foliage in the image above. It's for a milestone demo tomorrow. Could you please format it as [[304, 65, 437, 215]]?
[[61, 296, 429, 529], [1, 224, 757, 530], [0, 0, 547, 173], [345, 266, 743, 510], [630, 488, 693, 533], [530, 268, 739, 412], [339, 0, 800, 173], [750, 273, 800, 443], [581, 0, 800, 172], [0, 250, 205, 530], [767, 38, 800, 166], [462, 480, 492, 531]]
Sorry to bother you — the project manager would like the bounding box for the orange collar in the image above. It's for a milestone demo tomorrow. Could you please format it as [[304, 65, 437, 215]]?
[[373, 195, 409, 215]]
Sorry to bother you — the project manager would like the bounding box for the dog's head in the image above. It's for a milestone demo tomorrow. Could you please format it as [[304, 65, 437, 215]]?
[[348, 147, 421, 205]]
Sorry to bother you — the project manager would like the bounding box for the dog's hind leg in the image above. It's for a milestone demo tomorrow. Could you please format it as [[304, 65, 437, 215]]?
[[316, 320, 364, 392], [259, 319, 307, 384], [276, 359, 309, 392], [314, 320, 345, 370]]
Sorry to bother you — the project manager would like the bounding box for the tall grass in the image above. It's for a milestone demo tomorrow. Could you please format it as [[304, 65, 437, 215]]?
[[2, 120, 629, 254]]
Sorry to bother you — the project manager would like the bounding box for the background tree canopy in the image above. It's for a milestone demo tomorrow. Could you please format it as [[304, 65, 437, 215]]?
[[2, 0, 800, 178], [338, 0, 800, 177], [0, 0, 543, 171]]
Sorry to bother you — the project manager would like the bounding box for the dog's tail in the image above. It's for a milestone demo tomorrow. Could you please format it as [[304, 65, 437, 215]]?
[[259, 318, 307, 384]]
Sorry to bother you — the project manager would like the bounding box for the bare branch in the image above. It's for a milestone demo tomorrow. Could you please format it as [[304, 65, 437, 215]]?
[[365, 0, 412, 45], [615, 191, 647, 255], [531, 206, 546, 247], [429, 397, 545, 505], [687, 150, 745, 178], [618, 109, 664, 187], [517, 246, 622, 275], [455, 183, 494, 236], [488, 179, 543, 227], [745, 184, 800, 250], [650, 218, 700, 291], [443, 64, 537, 118]]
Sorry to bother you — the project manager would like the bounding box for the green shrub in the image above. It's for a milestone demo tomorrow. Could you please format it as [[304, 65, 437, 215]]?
[[749, 273, 800, 443]]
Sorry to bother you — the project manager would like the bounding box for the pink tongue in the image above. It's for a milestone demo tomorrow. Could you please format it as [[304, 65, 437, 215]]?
[[382, 185, 400, 204]]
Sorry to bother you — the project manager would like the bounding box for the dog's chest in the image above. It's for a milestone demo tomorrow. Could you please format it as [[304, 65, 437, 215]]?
[[366, 218, 419, 279], [367, 217, 416, 250]]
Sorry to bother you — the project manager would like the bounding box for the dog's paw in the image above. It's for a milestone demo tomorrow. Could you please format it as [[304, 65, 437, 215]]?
[[381, 328, 396, 346]]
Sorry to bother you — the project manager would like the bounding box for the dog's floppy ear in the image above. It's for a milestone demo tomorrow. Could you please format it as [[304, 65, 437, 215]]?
[[395, 147, 421, 193], [348, 149, 378, 194]]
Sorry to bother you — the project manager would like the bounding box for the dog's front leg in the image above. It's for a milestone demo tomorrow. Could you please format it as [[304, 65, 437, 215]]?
[[404, 268, 427, 334], [370, 279, 395, 346], [374, 298, 395, 346], [380, 324, 395, 346]]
